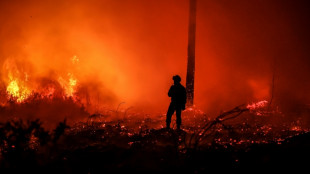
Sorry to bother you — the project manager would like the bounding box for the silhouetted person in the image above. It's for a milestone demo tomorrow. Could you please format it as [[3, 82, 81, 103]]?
[[166, 75, 187, 130]]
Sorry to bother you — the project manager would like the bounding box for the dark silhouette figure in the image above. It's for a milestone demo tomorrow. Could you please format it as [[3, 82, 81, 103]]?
[[166, 75, 187, 130]]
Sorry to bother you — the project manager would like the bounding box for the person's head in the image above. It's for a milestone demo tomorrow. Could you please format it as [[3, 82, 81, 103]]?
[[172, 75, 181, 84]]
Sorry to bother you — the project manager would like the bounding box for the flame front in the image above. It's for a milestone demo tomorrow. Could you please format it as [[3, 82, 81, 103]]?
[[3, 56, 80, 103], [6, 77, 31, 103], [68, 73, 77, 97]]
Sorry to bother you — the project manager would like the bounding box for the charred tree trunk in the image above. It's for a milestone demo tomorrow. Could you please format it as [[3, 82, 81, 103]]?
[[186, 0, 197, 106]]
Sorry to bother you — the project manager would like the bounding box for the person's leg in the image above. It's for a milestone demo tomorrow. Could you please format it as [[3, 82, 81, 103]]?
[[176, 107, 182, 130], [166, 103, 175, 129]]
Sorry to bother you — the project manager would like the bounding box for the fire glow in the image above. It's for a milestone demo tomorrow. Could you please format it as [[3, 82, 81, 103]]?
[[7, 78, 29, 102], [4, 61, 78, 103], [247, 100, 268, 110], [0, 1, 310, 172], [0, 0, 309, 128]]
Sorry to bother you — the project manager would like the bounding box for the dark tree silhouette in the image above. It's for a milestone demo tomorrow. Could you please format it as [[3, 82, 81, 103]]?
[[186, 0, 197, 106]]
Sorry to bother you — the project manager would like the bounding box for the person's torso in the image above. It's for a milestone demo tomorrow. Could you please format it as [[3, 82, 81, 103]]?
[[170, 84, 185, 103]]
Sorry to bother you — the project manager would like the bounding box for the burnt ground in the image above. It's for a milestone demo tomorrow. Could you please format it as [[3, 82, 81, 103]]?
[[0, 118, 309, 174]]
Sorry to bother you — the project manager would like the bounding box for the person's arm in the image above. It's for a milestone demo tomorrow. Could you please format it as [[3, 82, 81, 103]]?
[[168, 86, 173, 97]]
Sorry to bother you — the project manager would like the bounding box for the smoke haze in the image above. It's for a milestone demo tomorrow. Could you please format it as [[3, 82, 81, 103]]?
[[1, 0, 310, 116]]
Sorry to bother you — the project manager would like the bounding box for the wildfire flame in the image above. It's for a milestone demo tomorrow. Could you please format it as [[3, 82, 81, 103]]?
[[59, 73, 78, 97], [3, 56, 80, 103], [6, 75, 31, 103]]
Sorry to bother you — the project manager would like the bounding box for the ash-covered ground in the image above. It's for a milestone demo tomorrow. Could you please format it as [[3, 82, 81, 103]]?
[[0, 98, 309, 173]]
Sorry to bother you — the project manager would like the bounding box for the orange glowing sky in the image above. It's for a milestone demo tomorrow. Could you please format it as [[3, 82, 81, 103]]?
[[1, 0, 310, 114]]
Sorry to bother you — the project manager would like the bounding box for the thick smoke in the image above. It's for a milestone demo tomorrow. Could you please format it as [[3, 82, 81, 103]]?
[[0, 0, 310, 119]]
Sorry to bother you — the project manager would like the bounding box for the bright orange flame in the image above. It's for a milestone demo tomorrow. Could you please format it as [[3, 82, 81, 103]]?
[[58, 56, 79, 98], [4, 56, 80, 102], [6, 76, 31, 102], [58, 73, 78, 97]]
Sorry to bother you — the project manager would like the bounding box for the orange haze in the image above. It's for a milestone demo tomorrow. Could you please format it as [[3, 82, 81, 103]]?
[[1, 0, 310, 116]]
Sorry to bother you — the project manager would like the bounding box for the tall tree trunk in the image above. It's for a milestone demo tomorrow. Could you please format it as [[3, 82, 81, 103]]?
[[186, 0, 196, 106]]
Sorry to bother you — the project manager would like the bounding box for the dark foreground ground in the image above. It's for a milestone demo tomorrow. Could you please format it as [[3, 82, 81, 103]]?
[[0, 118, 309, 174]]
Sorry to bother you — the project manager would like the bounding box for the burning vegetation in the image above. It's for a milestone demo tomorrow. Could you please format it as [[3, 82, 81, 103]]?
[[0, 0, 310, 173], [3, 56, 79, 103], [0, 52, 309, 172], [0, 94, 309, 173]]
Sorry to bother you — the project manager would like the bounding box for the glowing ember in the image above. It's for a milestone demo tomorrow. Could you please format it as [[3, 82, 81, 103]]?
[[40, 86, 56, 99], [290, 126, 302, 131], [247, 100, 268, 110], [71, 55, 79, 64]]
